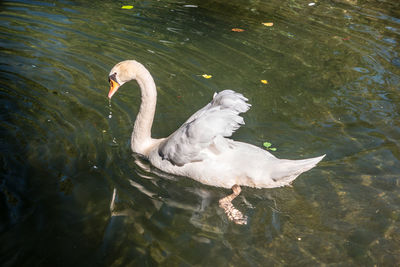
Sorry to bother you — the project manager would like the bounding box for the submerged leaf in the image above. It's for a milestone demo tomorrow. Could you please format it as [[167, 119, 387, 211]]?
[[231, 28, 245, 32]]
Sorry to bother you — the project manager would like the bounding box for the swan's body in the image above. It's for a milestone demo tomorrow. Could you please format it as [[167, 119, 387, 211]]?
[[108, 60, 324, 189], [108, 60, 325, 223]]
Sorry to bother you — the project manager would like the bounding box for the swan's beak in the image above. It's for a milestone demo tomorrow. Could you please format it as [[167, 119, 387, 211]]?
[[108, 79, 120, 99]]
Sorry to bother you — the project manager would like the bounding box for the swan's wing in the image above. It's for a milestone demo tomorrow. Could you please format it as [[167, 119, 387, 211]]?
[[158, 90, 251, 166]]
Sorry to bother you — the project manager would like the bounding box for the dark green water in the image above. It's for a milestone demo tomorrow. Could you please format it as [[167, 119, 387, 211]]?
[[1, 0, 399, 265]]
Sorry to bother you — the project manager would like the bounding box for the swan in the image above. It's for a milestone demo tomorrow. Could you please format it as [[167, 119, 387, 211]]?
[[108, 60, 325, 224]]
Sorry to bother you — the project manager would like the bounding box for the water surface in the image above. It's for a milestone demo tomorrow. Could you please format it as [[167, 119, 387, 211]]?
[[1, 0, 399, 265]]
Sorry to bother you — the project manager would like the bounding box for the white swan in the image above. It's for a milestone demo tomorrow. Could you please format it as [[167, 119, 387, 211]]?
[[108, 60, 325, 224]]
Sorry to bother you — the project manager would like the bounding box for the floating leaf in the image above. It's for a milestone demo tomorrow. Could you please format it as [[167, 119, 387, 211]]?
[[263, 141, 277, 151], [262, 22, 274, 27], [202, 74, 212, 79], [261, 79, 268, 84], [121, 5, 134, 9], [263, 142, 272, 148], [231, 28, 245, 32]]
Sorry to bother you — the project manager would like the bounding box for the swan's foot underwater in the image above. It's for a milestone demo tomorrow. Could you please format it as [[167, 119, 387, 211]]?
[[219, 184, 248, 225]]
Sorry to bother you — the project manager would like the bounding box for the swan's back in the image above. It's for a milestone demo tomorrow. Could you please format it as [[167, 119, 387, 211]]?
[[151, 137, 325, 189]]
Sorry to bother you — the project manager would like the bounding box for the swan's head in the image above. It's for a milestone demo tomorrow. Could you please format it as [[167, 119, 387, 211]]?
[[108, 60, 141, 99]]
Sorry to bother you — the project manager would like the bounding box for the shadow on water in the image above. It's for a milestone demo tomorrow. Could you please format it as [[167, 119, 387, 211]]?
[[1, 0, 400, 265]]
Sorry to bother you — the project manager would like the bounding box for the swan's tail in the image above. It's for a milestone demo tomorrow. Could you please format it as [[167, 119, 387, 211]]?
[[269, 154, 326, 187]]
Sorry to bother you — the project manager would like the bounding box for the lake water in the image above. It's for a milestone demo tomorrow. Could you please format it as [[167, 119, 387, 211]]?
[[1, 0, 399, 265]]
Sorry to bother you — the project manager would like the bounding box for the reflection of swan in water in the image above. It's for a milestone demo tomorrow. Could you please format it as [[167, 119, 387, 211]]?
[[108, 60, 325, 224]]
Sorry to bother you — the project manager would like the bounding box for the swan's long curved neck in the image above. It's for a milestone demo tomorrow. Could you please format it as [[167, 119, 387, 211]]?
[[131, 65, 157, 156]]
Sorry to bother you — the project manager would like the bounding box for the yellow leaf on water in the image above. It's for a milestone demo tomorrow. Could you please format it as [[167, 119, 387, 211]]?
[[261, 80, 268, 84], [121, 5, 134, 9], [202, 74, 212, 79], [262, 22, 274, 27]]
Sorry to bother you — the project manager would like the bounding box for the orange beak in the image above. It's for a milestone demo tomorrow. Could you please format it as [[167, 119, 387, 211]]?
[[108, 79, 120, 99]]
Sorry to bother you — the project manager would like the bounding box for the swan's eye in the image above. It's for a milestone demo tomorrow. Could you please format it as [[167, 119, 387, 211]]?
[[109, 73, 117, 85]]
